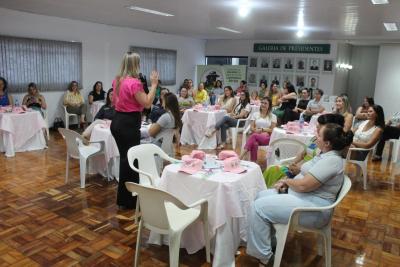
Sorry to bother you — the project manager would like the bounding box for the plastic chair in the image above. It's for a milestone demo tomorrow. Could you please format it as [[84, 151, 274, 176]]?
[[58, 128, 108, 188], [42, 108, 50, 140], [272, 175, 352, 267], [127, 143, 180, 224], [229, 107, 254, 150], [125, 182, 210, 267], [268, 138, 307, 166], [387, 138, 400, 163], [345, 147, 374, 190], [64, 106, 79, 129]]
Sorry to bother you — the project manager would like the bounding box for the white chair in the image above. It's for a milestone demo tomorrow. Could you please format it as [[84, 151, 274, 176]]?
[[272, 175, 352, 267], [345, 147, 374, 190], [387, 138, 400, 163], [229, 107, 255, 150], [64, 106, 79, 129], [268, 138, 307, 166], [58, 128, 108, 188], [127, 143, 180, 224], [42, 108, 50, 141], [125, 182, 210, 267]]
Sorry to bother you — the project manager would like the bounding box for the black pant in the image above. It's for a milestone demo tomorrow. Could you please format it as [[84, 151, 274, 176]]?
[[111, 111, 141, 208], [375, 126, 400, 156]]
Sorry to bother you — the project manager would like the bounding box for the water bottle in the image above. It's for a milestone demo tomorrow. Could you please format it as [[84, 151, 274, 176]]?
[[14, 98, 19, 107], [299, 113, 304, 133]]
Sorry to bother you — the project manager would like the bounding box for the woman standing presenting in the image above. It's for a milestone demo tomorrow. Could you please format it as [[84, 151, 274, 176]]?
[[111, 52, 159, 210]]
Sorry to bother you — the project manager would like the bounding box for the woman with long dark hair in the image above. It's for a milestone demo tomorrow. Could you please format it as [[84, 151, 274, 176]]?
[[88, 81, 106, 104], [111, 52, 159, 210], [0, 77, 13, 106]]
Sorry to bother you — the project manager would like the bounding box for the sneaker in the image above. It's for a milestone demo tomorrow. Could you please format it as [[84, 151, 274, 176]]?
[[372, 155, 382, 162]]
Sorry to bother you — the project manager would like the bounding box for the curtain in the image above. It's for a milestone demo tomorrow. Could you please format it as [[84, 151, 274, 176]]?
[[130, 46, 176, 86], [0, 35, 82, 93]]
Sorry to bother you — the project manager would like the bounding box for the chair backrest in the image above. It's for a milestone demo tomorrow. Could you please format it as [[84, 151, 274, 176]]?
[[154, 129, 175, 156], [333, 175, 352, 208], [127, 143, 174, 185], [58, 128, 83, 159], [269, 138, 307, 165], [125, 182, 187, 231]]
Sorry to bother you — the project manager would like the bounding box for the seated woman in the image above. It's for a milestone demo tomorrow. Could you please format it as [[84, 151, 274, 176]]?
[[246, 123, 353, 266], [178, 87, 194, 112], [194, 82, 209, 104], [210, 80, 224, 105], [269, 83, 281, 109], [273, 83, 297, 125], [350, 105, 384, 160], [82, 88, 115, 140], [303, 88, 325, 121], [148, 92, 182, 146], [206, 91, 251, 149], [263, 113, 346, 187], [292, 88, 310, 120], [0, 77, 13, 106], [259, 81, 269, 99], [88, 81, 106, 104], [240, 97, 276, 162], [250, 90, 260, 106], [63, 81, 87, 126], [149, 88, 169, 123], [373, 111, 400, 161], [22, 82, 47, 114], [217, 86, 236, 113], [354, 96, 374, 128], [333, 95, 353, 132]]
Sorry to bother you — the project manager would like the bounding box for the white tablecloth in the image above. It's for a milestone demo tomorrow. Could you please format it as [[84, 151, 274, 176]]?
[[89, 124, 120, 180], [180, 109, 226, 149], [267, 127, 315, 165], [0, 111, 47, 157], [89, 101, 105, 121], [150, 161, 266, 267]]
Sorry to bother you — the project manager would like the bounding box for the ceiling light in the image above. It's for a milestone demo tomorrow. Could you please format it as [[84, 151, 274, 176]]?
[[238, 6, 250, 17], [371, 0, 389, 4], [384, 22, 398, 31], [296, 30, 304, 38], [217, 27, 241, 34], [126, 6, 174, 17]]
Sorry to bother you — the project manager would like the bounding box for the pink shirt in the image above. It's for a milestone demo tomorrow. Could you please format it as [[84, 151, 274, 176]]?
[[113, 77, 144, 112]]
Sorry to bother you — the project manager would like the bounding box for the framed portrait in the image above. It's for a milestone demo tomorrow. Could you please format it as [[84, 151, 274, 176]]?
[[284, 57, 294, 70], [308, 75, 319, 89], [270, 72, 281, 86], [258, 72, 268, 87], [296, 57, 307, 71], [323, 59, 334, 73], [272, 57, 281, 69], [295, 75, 306, 88], [260, 57, 270, 69], [247, 70, 258, 86], [308, 58, 320, 72], [282, 73, 294, 85], [249, 57, 258, 68]]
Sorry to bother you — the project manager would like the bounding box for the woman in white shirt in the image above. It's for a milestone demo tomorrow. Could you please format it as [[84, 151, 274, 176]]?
[[351, 105, 384, 160], [240, 97, 277, 162], [304, 88, 325, 121]]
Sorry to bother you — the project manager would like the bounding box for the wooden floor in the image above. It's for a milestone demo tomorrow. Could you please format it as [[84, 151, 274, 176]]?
[[1, 130, 400, 267]]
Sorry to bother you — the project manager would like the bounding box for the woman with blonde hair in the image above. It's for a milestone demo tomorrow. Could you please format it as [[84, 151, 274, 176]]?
[[111, 51, 159, 210], [334, 95, 353, 132]]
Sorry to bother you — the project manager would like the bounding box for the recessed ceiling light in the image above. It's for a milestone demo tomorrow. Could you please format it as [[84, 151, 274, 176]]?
[[384, 22, 398, 31], [371, 0, 389, 4], [217, 27, 241, 34], [296, 30, 304, 38], [238, 6, 250, 17], [126, 6, 174, 17]]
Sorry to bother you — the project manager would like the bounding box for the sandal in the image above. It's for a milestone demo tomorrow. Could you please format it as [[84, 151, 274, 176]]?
[[216, 144, 225, 150]]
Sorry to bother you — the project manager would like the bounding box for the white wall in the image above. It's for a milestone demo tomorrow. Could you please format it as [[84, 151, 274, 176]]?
[[374, 44, 400, 119], [333, 43, 352, 96], [206, 40, 338, 96], [0, 7, 205, 124]]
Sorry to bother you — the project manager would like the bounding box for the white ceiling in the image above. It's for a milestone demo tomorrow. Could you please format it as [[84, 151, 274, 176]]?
[[1, 0, 400, 41]]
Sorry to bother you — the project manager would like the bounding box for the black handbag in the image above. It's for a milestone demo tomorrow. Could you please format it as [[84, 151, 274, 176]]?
[[53, 117, 65, 130]]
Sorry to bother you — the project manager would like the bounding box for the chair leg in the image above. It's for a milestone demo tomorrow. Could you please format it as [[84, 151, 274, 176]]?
[[65, 116, 69, 129], [392, 141, 400, 163], [203, 219, 210, 263], [134, 198, 140, 224], [65, 155, 69, 183], [323, 227, 332, 267], [79, 157, 87, 189], [169, 231, 183, 267], [273, 225, 290, 267], [134, 220, 143, 267], [104, 154, 110, 180], [361, 162, 368, 190], [231, 128, 237, 150]]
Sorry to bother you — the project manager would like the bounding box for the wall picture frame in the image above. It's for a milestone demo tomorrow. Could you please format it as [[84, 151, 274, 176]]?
[[249, 56, 258, 68], [308, 58, 320, 72], [296, 57, 307, 72], [323, 59, 334, 73]]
